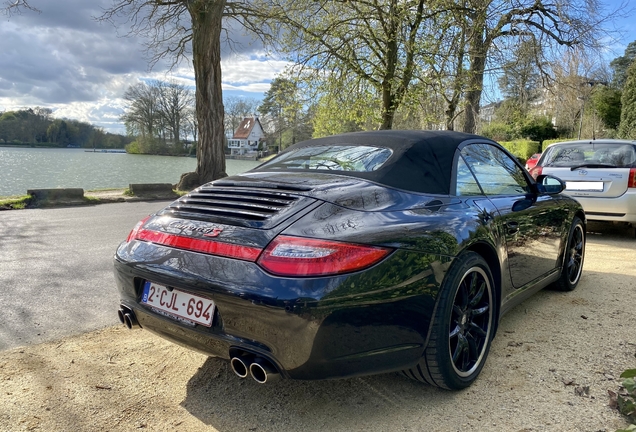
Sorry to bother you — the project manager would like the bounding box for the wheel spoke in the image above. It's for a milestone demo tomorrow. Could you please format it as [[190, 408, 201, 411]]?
[[452, 305, 463, 318], [468, 280, 485, 307], [452, 333, 469, 364], [459, 279, 470, 309], [449, 324, 461, 338], [468, 322, 487, 338], [472, 304, 489, 316]]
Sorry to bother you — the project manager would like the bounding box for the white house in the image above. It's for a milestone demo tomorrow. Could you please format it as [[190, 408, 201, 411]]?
[[227, 116, 267, 156]]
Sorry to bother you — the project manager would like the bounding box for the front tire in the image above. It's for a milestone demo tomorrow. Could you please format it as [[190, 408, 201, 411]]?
[[405, 252, 494, 389], [552, 216, 585, 292]]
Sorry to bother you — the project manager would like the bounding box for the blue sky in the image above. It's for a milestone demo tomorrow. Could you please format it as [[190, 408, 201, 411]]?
[[1, 0, 634, 134]]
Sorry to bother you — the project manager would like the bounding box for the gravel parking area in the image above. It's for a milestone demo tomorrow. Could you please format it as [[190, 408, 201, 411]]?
[[1, 223, 634, 431]]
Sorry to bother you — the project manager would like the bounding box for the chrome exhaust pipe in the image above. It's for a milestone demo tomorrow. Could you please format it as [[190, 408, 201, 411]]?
[[123, 313, 138, 329], [249, 357, 280, 384], [230, 356, 251, 379], [119, 305, 140, 329]]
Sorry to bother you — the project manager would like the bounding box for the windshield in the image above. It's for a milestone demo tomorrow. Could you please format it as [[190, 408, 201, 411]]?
[[542, 142, 636, 168], [257, 145, 393, 172]]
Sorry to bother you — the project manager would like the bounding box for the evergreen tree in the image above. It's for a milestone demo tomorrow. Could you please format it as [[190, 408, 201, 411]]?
[[591, 86, 622, 130], [618, 62, 636, 139], [610, 41, 636, 89]]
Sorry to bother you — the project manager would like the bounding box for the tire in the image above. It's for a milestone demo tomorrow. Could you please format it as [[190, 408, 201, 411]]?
[[552, 216, 585, 291], [404, 252, 495, 390]]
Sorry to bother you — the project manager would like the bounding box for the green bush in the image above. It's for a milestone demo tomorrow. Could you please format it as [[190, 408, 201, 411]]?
[[481, 122, 516, 142], [125, 140, 141, 154], [613, 368, 636, 431], [519, 116, 557, 143], [498, 140, 541, 160]]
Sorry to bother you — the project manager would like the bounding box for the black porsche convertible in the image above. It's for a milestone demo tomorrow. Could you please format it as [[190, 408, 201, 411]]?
[[114, 130, 585, 389]]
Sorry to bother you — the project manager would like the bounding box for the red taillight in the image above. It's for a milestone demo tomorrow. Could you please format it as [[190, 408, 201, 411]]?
[[257, 236, 392, 277], [530, 166, 543, 180], [629, 168, 636, 188], [133, 228, 262, 261], [126, 216, 151, 242], [127, 216, 261, 261]]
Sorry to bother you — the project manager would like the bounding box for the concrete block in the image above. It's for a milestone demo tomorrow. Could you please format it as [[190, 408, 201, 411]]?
[[129, 183, 176, 198], [27, 188, 85, 205]]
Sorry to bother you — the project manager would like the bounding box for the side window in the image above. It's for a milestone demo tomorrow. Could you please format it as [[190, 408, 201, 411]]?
[[461, 144, 530, 196], [455, 156, 483, 196]]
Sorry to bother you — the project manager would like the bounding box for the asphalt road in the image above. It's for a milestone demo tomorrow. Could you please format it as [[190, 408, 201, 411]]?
[[0, 201, 173, 350]]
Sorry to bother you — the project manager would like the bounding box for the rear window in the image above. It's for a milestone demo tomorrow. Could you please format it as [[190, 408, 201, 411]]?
[[542, 142, 636, 168], [258, 145, 393, 172]]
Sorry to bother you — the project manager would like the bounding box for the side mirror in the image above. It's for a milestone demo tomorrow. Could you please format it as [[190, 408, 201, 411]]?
[[536, 174, 565, 195]]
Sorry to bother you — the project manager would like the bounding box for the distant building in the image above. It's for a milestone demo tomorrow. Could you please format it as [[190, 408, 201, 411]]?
[[227, 116, 268, 156], [479, 101, 502, 125]]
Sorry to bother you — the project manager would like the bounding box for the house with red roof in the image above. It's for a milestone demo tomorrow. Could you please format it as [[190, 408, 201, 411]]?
[[227, 116, 268, 156]]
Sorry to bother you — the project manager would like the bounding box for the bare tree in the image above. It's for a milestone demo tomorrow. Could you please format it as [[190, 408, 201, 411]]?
[[260, 0, 439, 130], [456, 0, 606, 133], [121, 81, 161, 138], [1, 0, 39, 16], [100, 0, 265, 189], [157, 80, 194, 147]]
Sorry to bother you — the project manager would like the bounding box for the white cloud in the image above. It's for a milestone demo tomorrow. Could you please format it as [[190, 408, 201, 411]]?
[[0, 1, 291, 133]]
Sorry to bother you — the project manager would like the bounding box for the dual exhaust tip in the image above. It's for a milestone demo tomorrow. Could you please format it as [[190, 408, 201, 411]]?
[[117, 307, 277, 383], [117, 305, 140, 329], [230, 354, 280, 384]]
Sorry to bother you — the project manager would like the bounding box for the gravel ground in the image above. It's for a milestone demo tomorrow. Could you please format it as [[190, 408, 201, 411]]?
[[0, 223, 634, 432]]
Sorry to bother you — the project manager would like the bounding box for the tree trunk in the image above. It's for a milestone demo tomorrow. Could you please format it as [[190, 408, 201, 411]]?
[[179, 0, 227, 190], [463, 29, 488, 134]]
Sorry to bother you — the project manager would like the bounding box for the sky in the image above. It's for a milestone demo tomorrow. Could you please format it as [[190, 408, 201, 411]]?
[[1, 0, 635, 135], [0, 0, 291, 134]]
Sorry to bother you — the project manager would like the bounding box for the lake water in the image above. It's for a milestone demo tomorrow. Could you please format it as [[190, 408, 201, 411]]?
[[0, 147, 261, 197]]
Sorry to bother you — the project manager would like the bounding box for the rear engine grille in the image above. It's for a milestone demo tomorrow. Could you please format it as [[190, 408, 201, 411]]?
[[160, 184, 314, 228]]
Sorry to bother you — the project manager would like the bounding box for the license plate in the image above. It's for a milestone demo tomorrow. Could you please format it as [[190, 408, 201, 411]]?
[[141, 281, 215, 327], [565, 181, 604, 192]]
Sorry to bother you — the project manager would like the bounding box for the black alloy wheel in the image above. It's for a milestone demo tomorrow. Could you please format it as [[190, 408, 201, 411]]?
[[553, 216, 585, 291], [404, 252, 494, 390], [448, 266, 492, 378]]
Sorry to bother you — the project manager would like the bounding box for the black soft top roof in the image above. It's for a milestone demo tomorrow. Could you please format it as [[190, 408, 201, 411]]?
[[258, 130, 495, 195]]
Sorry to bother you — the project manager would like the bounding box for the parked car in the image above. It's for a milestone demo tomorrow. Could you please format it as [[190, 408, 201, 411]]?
[[525, 153, 541, 170], [114, 130, 586, 390], [530, 139, 636, 227]]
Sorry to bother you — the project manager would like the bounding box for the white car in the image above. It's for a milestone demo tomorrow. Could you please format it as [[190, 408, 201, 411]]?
[[530, 139, 636, 228]]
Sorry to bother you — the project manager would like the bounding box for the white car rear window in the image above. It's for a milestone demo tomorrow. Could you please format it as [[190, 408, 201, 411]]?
[[543, 143, 636, 168]]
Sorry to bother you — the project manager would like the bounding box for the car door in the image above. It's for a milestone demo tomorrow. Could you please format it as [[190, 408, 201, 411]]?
[[460, 143, 568, 288]]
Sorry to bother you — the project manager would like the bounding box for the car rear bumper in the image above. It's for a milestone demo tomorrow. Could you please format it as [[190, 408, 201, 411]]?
[[113, 241, 447, 380], [568, 192, 636, 223]]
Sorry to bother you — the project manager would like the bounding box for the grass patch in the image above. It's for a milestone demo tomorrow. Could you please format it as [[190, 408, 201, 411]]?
[[83, 196, 102, 203], [86, 187, 127, 193], [0, 195, 31, 210], [123, 189, 135, 197]]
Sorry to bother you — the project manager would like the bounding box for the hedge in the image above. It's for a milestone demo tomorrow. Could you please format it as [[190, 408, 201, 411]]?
[[498, 140, 541, 160]]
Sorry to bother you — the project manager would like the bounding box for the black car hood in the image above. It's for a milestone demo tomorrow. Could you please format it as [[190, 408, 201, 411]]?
[[147, 171, 458, 250], [210, 171, 455, 212]]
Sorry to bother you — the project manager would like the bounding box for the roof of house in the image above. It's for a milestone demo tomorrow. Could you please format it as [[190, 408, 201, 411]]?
[[233, 117, 263, 140]]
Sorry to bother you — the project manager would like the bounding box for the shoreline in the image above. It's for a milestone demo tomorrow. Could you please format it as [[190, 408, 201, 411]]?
[[0, 186, 181, 210]]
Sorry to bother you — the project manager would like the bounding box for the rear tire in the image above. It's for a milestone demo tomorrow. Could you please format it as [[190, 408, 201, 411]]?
[[405, 252, 494, 390], [552, 216, 585, 292]]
